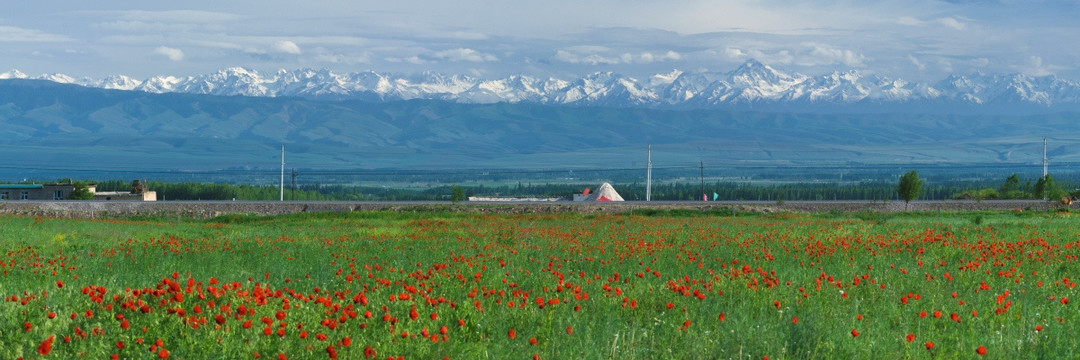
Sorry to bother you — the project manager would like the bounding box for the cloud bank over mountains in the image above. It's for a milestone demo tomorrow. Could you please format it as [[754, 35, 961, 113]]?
[[0, 1, 1075, 82]]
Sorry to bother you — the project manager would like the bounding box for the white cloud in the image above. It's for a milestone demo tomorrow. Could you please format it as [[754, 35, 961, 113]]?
[[719, 44, 864, 68], [0, 26, 71, 42], [404, 55, 430, 65], [896, 16, 924, 26], [555, 47, 683, 65], [272, 40, 302, 55], [907, 55, 926, 70], [0, 0, 1073, 81], [896, 14, 970, 31], [636, 51, 682, 63], [1018, 55, 1052, 76], [98, 20, 201, 33], [803, 44, 866, 67], [104, 10, 242, 23], [937, 17, 967, 31], [432, 48, 497, 62], [313, 51, 372, 65], [554, 49, 622, 65], [727, 49, 794, 65], [153, 46, 185, 61]]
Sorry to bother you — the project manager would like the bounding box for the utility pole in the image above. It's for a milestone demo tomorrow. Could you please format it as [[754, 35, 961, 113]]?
[[700, 161, 705, 201], [1043, 137, 1048, 178], [646, 144, 652, 202], [276, 143, 280, 199]]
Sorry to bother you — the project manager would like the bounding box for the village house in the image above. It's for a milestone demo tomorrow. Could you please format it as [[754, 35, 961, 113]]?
[[0, 180, 156, 201]]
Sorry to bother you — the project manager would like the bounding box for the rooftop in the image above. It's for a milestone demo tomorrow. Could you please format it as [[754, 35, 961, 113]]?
[[0, 184, 44, 189]]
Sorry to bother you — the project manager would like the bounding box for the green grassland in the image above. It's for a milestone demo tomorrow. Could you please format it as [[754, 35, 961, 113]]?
[[2, 209, 1079, 359]]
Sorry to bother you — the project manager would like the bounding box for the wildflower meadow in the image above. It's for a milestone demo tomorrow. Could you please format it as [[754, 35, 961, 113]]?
[[1, 209, 1078, 359]]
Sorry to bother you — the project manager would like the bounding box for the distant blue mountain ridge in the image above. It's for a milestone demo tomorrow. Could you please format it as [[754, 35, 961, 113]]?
[[0, 66, 1078, 179]]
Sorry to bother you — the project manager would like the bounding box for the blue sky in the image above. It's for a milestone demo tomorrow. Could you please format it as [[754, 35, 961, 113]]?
[[1, 0, 1076, 81]]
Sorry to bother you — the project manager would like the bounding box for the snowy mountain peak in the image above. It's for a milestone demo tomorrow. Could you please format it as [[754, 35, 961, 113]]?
[[97, 75, 143, 90], [0, 69, 28, 79], [4, 59, 1079, 110], [650, 69, 683, 87]]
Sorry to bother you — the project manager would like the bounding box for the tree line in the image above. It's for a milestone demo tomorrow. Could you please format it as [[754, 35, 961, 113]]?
[[7, 174, 1074, 202], [950, 173, 1073, 201], [88, 177, 1077, 202]]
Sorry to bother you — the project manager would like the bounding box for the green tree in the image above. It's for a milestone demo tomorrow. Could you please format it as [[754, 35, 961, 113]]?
[[1000, 174, 1021, 198], [897, 170, 923, 210], [451, 184, 465, 204], [69, 181, 95, 200], [1034, 174, 1063, 200]]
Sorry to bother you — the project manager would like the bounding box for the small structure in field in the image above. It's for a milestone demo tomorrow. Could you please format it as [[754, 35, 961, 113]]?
[[579, 182, 624, 202], [93, 180, 157, 201]]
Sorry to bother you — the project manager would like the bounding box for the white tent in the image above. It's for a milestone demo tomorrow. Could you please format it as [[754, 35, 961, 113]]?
[[583, 182, 624, 202]]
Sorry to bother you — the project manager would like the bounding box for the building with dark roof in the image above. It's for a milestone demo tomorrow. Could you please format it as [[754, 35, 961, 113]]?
[[0, 181, 156, 201]]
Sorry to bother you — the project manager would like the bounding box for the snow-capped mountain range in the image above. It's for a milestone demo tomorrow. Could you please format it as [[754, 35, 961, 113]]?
[[3, 59, 1079, 110]]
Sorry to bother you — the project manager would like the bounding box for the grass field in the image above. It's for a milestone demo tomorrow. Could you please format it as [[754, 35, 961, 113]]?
[[1, 209, 1079, 359]]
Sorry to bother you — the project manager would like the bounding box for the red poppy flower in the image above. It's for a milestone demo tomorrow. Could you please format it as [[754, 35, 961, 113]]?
[[976, 346, 987, 355], [851, 329, 860, 337], [508, 329, 516, 339], [925, 342, 934, 350], [906, 333, 915, 342], [37, 335, 55, 355]]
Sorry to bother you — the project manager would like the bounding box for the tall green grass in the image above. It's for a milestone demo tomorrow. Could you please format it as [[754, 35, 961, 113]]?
[[1, 210, 1078, 359]]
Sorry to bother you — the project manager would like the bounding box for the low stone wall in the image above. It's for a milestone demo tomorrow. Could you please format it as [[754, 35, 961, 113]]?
[[0, 199, 1068, 219]]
